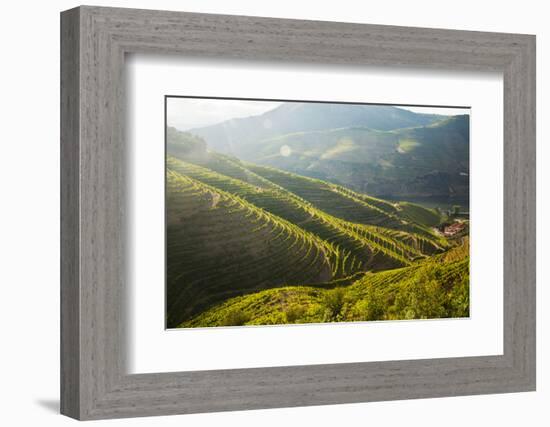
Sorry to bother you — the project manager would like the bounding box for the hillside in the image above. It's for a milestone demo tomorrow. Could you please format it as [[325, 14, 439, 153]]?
[[189, 103, 443, 155], [167, 157, 431, 278], [166, 127, 468, 328], [183, 103, 469, 201], [166, 170, 335, 327], [244, 115, 470, 200], [181, 239, 470, 327], [168, 153, 447, 248]]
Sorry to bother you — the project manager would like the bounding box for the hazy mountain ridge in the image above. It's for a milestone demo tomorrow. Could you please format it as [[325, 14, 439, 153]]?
[[253, 115, 470, 200], [188, 103, 445, 156], [177, 103, 469, 201]]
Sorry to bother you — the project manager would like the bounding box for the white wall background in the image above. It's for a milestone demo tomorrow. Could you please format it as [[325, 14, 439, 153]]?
[[0, 0, 546, 425]]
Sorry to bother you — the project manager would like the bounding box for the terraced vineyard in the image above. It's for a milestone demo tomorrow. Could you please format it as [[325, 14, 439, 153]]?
[[182, 239, 470, 327], [166, 171, 335, 327], [166, 129, 469, 328]]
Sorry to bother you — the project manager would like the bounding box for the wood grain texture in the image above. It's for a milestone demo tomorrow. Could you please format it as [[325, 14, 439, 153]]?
[[60, 7, 80, 419], [60, 5, 536, 420]]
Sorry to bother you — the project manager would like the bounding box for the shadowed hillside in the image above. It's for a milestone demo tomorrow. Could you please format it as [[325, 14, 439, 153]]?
[[167, 170, 335, 327]]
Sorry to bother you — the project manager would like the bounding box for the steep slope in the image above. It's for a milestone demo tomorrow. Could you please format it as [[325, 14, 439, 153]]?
[[164, 116, 469, 329], [395, 202, 442, 227], [174, 148, 444, 234], [166, 170, 335, 327], [242, 162, 440, 238], [168, 155, 449, 274], [181, 238, 469, 327]]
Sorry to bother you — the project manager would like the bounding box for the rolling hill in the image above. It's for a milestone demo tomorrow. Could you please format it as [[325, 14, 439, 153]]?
[[165, 127, 467, 328], [245, 115, 470, 200], [189, 103, 444, 156], [166, 170, 334, 327], [181, 239, 470, 327], [185, 103, 469, 201]]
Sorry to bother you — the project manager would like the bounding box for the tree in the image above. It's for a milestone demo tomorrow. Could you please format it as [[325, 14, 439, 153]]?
[[167, 127, 207, 155]]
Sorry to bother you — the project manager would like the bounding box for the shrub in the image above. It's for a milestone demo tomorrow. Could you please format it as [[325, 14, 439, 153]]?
[[284, 304, 307, 323], [221, 309, 251, 326], [322, 287, 347, 321], [393, 269, 447, 319], [361, 287, 386, 321], [446, 275, 469, 317]]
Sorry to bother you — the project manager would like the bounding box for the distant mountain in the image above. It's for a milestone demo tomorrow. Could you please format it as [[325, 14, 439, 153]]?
[[249, 115, 470, 200], [175, 104, 469, 201], [188, 103, 444, 156]]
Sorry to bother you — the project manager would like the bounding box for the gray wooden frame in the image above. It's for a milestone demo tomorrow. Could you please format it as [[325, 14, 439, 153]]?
[[60, 5, 536, 420]]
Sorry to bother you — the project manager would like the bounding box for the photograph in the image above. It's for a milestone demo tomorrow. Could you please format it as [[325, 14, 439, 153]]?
[[165, 97, 470, 329]]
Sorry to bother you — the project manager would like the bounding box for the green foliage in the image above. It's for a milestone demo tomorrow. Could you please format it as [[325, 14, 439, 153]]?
[[396, 202, 443, 227], [165, 169, 335, 327], [392, 269, 447, 319], [165, 141, 469, 329], [284, 304, 307, 323], [446, 274, 470, 317], [167, 127, 207, 156], [322, 287, 347, 321], [181, 239, 470, 328], [350, 286, 386, 321], [221, 310, 251, 327], [167, 156, 448, 280]]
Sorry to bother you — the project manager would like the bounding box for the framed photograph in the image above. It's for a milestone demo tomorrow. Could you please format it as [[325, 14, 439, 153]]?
[[61, 6, 536, 420]]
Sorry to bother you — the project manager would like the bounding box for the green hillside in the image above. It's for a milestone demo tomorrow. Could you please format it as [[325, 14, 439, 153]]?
[[166, 170, 336, 327], [395, 202, 442, 227], [236, 115, 469, 201], [165, 126, 468, 328], [168, 154, 447, 260], [243, 162, 442, 237], [181, 238, 469, 327]]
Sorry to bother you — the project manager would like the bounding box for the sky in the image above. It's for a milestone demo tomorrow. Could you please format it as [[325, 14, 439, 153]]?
[[166, 97, 469, 131], [166, 98, 282, 131], [398, 106, 470, 116]]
